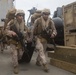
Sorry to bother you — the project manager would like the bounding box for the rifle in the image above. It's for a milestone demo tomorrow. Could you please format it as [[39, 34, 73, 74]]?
[[1, 19, 6, 22], [10, 24, 30, 58], [40, 29, 56, 49]]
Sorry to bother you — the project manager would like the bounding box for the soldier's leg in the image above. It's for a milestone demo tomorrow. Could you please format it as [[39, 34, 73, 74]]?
[[10, 44, 19, 74], [18, 48, 24, 60], [36, 38, 49, 72], [36, 55, 41, 66], [40, 38, 47, 54], [3, 43, 7, 50]]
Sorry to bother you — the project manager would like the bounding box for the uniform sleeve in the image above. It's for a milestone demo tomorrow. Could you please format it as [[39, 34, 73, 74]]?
[[24, 24, 28, 31], [33, 19, 38, 35], [3, 18, 9, 30], [4, 19, 14, 35], [50, 20, 57, 36], [6, 19, 14, 30]]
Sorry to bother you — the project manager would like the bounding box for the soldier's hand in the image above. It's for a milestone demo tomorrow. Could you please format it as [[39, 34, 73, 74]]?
[[7, 30, 17, 37], [27, 37, 32, 42], [12, 31, 17, 36], [51, 34, 55, 38]]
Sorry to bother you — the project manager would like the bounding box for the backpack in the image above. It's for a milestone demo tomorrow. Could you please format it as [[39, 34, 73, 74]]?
[[6, 8, 17, 19]]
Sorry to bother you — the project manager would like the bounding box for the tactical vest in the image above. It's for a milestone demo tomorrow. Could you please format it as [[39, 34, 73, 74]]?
[[34, 17, 52, 35]]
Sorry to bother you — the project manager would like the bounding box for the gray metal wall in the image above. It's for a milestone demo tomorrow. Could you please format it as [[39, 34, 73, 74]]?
[[0, 0, 14, 26]]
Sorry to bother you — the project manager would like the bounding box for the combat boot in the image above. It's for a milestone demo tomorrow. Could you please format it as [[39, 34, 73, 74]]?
[[13, 66, 19, 74], [36, 61, 41, 66], [42, 64, 49, 73]]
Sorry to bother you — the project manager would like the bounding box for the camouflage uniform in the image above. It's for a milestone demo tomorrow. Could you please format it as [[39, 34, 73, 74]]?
[[0, 8, 17, 52], [33, 8, 57, 72], [4, 8, 17, 30], [26, 10, 42, 42], [31, 10, 41, 26], [5, 9, 28, 74]]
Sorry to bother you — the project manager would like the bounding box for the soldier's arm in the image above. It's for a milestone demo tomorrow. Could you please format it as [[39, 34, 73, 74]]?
[[5, 19, 17, 36], [6, 19, 14, 30], [50, 20, 57, 37], [33, 19, 39, 35], [24, 24, 28, 31], [1, 18, 8, 30], [23, 24, 28, 36]]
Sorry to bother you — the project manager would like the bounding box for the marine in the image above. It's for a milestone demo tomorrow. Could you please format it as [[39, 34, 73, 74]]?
[[33, 8, 57, 72], [5, 9, 28, 74]]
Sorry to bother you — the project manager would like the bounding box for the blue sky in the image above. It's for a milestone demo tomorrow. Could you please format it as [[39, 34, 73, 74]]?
[[15, 0, 76, 21]]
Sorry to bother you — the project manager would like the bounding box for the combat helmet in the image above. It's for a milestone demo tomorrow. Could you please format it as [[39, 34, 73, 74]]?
[[15, 9, 25, 16], [42, 8, 50, 15]]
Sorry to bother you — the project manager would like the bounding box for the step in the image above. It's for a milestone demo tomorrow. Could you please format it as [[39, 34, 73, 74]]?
[[50, 58, 76, 74], [54, 46, 76, 56], [48, 53, 76, 64]]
